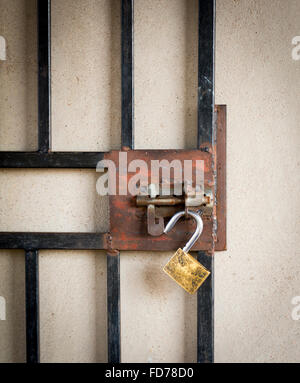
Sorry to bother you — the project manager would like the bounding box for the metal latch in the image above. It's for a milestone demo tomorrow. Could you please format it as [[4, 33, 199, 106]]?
[[136, 183, 213, 236]]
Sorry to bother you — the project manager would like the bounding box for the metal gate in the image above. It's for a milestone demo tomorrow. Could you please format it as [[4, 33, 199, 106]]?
[[0, 0, 222, 363]]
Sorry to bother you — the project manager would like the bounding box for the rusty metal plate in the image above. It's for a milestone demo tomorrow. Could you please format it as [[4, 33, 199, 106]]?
[[215, 105, 227, 251], [106, 149, 214, 251], [104, 105, 226, 252]]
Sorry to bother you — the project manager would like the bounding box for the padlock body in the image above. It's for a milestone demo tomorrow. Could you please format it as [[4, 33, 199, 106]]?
[[163, 248, 210, 294]]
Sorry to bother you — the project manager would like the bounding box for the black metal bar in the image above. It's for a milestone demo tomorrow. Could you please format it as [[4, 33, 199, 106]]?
[[0, 232, 106, 250], [25, 250, 40, 363], [197, 252, 214, 363], [0, 151, 105, 168], [197, 0, 215, 146], [38, 0, 51, 152], [106, 0, 135, 363], [107, 252, 121, 363], [197, 0, 215, 363], [121, 0, 134, 149]]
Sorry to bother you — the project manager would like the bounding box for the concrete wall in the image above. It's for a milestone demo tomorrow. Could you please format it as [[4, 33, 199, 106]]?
[[0, 0, 299, 362]]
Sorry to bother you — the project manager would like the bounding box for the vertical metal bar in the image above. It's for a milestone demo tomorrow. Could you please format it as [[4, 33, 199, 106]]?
[[197, 252, 214, 363], [25, 250, 40, 363], [197, 0, 215, 147], [107, 0, 134, 363], [107, 252, 121, 363], [121, 0, 134, 149], [197, 0, 215, 363], [38, 0, 51, 153]]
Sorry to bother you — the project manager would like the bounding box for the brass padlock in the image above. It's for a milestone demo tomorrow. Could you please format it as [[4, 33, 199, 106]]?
[[163, 210, 210, 294]]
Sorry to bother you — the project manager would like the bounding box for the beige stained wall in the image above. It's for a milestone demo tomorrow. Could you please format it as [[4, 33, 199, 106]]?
[[0, 0, 299, 363]]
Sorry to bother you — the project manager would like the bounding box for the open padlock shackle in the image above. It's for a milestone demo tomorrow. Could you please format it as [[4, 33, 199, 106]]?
[[163, 210, 203, 253]]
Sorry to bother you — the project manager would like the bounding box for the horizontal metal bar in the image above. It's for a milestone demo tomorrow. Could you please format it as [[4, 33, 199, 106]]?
[[0, 232, 107, 250], [136, 196, 184, 206], [0, 152, 105, 168]]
